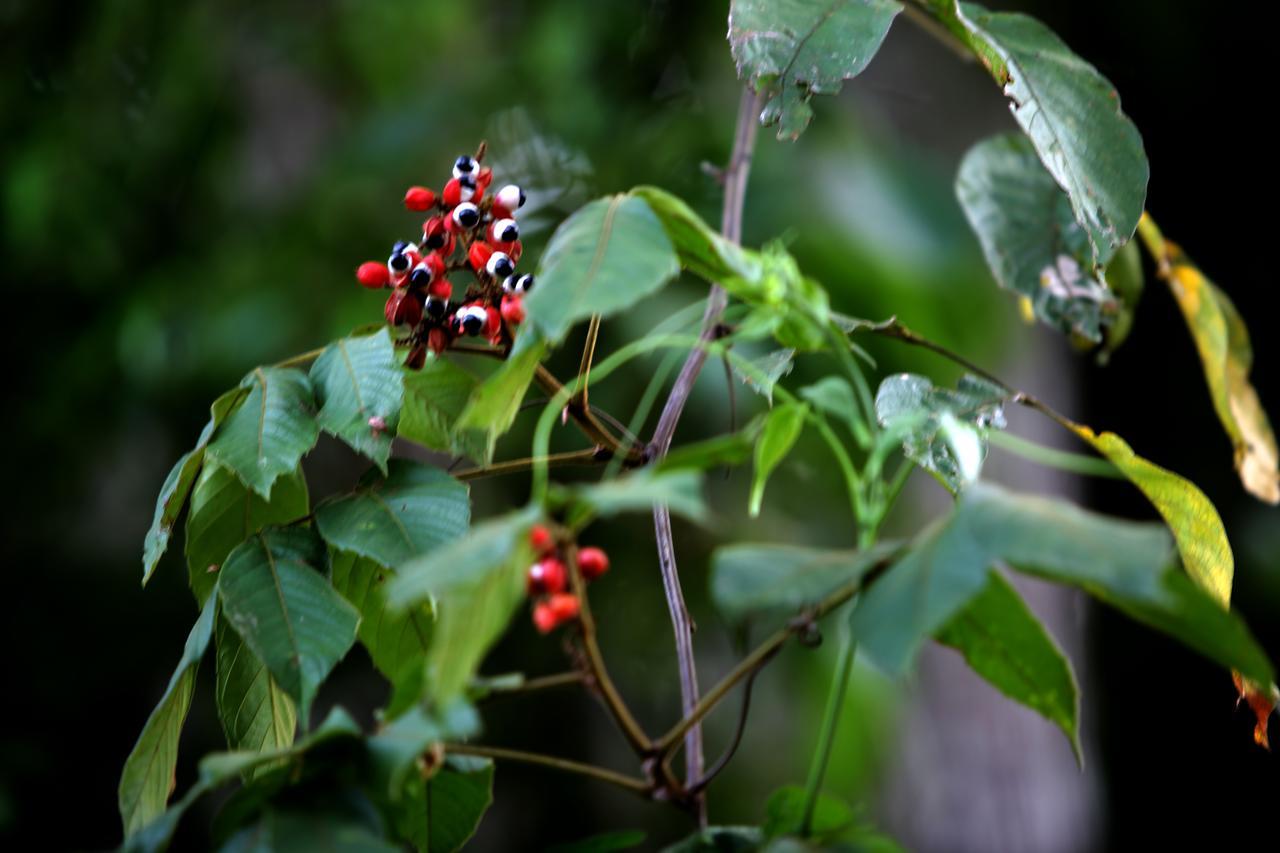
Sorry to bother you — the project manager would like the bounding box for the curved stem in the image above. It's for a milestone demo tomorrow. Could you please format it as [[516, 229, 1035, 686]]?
[[800, 635, 857, 836], [443, 743, 650, 796]]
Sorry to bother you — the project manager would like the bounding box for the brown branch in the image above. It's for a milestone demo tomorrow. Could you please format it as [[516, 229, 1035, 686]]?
[[443, 743, 651, 796], [452, 448, 608, 481], [534, 364, 646, 464], [647, 85, 763, 824], [475, 671, 585, 703]]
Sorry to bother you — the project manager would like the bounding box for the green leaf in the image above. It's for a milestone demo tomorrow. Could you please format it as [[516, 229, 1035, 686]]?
[[223, 810, 401, 853], [800, 376, 862, 439], [850, 482, 1273, 683], [662, 827, 763, 853], [453, 336, 548, 463], [761, 785, 854, 841], [186, 463, 309, 607], [118, 596, 217, 836], [217, 528, 360, 723], [750, 402, 808, 516], [656, 419, 763, 473], [729, 0, 903, 140], [630, 186, 763, 288], [315, 460, 470, 569], [935, 571, 1080, 761], [734, 349, 796, 405], [141, 386, 249, 584], [523, 194, 679, 345], [1136, 216, 1279, 504], [366, 703, 481, 801], [205, 367, 320, 499], [330, 550, 434, 713], [387, 507, 539, 704], [874, 372, 1006, 491], [710, 542, 899, 628], [309, 329, 405, 473], [214, 614, 297, 760], [928, 1, 1148, 259], [561, 468, 708, 524], [956, 133, 1117, 342], [394, 757, 494, 853], [398, 357, 485, 460]]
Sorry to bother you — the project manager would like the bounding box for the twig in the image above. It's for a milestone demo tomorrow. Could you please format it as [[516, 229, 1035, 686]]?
[[443, 743, 650, 796], [578, 314, 603, 408], [648, 86, 764, 824], [475, 671, 586, 703], [687, 647, 775, 794], [451, 448, 607, 481], [534, 365, 645, 464]]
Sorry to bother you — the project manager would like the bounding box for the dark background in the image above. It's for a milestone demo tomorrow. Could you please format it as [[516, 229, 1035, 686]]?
[[1, 1, 1276, 850]]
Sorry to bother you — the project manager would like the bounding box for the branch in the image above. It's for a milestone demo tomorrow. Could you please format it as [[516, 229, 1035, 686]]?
[[474, 671, 585, 703], [451, 448, 608, 482], [443, 743, 651, 796], [648, 85, 764, 824], [534, 364, 646, 465]]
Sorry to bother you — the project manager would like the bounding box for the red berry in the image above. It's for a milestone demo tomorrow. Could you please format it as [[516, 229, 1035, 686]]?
[[527, 558, 567, 596], [547, 593, 580, 622], [422, 216, 454, 254], [428, 277, 452, 300], [484, 305, 503, 342], [356, 261, 391, 289], [385, 289, 423, 327], [468, 240, 494, 273], [532, 601, 559, 634], [577, 547, 610, 581], [428, 327, 450, 355], [529, 524, 555, 554], [501, 293, 525, 326], [404, 186, 437, 211], [476, 166, 493, 191]]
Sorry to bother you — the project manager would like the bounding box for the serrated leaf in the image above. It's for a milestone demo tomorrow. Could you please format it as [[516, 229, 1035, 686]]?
[[1136, 216, 1279, 504], [928, 0, 1148, 259], [561, 469, 708, 523], [875, 372, 1006, 491], [309, 329, 404, 473], [185, 463, 309, 606], [387, 507, 539, 704], [750, 402, 808, 516], [214, 614, 296, 759], [729, 0, 903, 140], [711, 542, 899, 628], [217, 528, 360, 723], [453, 336, 547, 463], [734, 349, 795, 405], [205, 367, 320, 499], [141, 387, 249, 584], [523, 194, 679, 344], [851, 482, 1273, 683], [956, 133, 1117, 341], [936, 571, 1080, 761], [315, 460, 470, 570], [118, 597, 217, 836], [330, 550, 434, 712], [395, 757, 494, 853], [398, 357, 485, 460]]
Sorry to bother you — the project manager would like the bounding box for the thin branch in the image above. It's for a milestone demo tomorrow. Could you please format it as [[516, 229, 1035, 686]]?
[[687, 647, 775, 794], [451, 448, 607, 482], [443, 743, 651, 796], [648, 86, 764, 824], [534, 364, 646, 464], [577, 314, 603, 408], [475, 671, 586, 703]]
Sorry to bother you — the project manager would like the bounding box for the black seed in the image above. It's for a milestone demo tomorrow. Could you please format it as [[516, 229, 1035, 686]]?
[[426, 297, 447, 319], [454, 155, 476, 173], [389, 253, 410, 272], [391, 240, 409, 253], [410, 268, 431, 286], [493, 257, 515, 278]]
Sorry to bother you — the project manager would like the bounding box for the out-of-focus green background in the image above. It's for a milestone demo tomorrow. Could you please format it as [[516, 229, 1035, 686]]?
[[2, 1, 1276, 849]]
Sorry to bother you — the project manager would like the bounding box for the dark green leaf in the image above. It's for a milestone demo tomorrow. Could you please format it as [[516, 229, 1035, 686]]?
[[217, 528, 360, 723], [214, 614, 297, 759], [205, 367, 320, 499], [729, 0, 903, 139], [874, 372, 1006, 491], [935, 571, 1080, 761], [186, 463, 309, 607], [366, 703, 480, 803], [309, 329, 405, 473], [711, 542, 899, 628], [750, 402, 808, 516], [398, 358, 484, 460], [929, 1, 1148, 259], [956, 133, 1116, 341], [453, 336, 548, 463], [387, 507, 540, 704], [394, 756, 494, 853], [561, 469, 707, 523], [222, 810, 401, 853], [118, 597, 217, 836], [761, 785, 854, 840], [315, 460, 470, 569], [523, 194, 679, 344]]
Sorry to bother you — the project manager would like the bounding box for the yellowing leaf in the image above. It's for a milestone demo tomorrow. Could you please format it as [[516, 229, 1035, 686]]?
[[1137, 214, 1280, 504], [1067, 425, 1232, 606]]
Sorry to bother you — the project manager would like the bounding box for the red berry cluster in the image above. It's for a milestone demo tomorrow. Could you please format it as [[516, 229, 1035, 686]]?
[[354, 148, 533, 368], [525, 524, 611, 634]]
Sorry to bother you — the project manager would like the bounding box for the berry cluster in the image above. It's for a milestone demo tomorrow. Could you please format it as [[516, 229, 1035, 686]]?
[[525, 524, 611, 634], [354, 148, 533, 368]]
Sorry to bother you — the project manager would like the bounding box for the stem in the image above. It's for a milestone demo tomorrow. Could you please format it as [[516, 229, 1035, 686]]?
[[533, 364, 643, 463], [578, 314, 602, 407], [451, 448, 606, 481], [800, 635, 857, 836], [475, 671, 585, 702], [443, 743, 650, 796], [648, 85, 764, 823]]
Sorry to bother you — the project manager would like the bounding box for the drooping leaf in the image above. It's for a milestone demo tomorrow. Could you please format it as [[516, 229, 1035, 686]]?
[[850, 482, 1273, 683], [453, 336, 548, 463], [523, 194, 679, 345], [185, 463, 309, 606], [750, 402, 808, 516], [560, 469, 707, 523], [956, 133, 1117, 341], [387, 507, 539, 704], [710, 542, 899, 628], [205, 367, 320, 499], [733, 348, 795, 405], [927, 0, 1148, 259], [217, 527, 360, 723], [874, 372, 1006, 491], [728, 0, 903, 140], [309, 329, 405, 473], [214, 614, 297, 758], [141, 386, 249, 584], [935, 570, 1080, 761], [118, 597, 217, 836], [394, 756, 494, 853], [330, 550, 434, 712], [315, 460, 470, 570], [1136, 215, 1279, 504], [398, 357, 485, 460]]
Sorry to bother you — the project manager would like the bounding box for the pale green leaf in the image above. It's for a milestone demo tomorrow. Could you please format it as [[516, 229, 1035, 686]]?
[[734, 349, 795, 405], [750, 402, 808, 516], [561, 469, 707, 523], [309, 329, 404, 472]]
